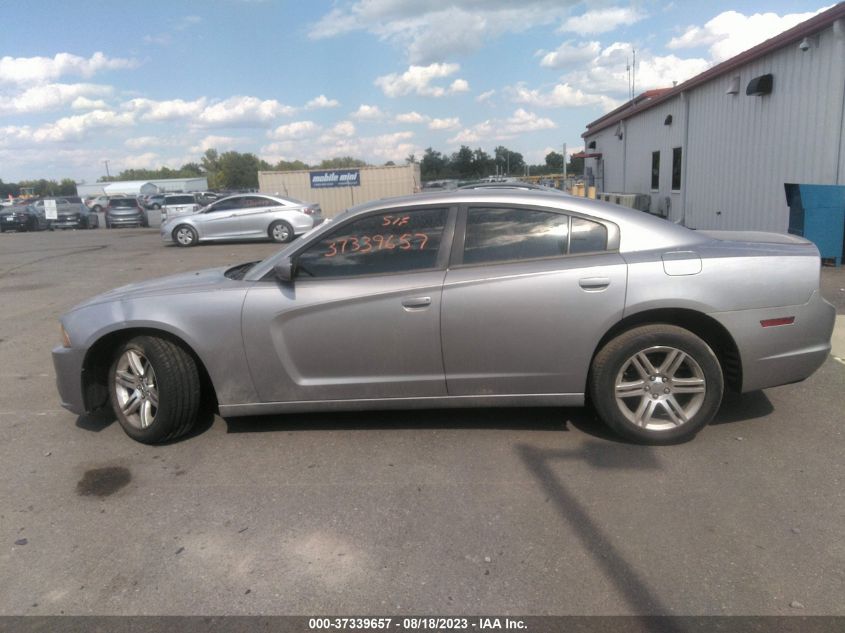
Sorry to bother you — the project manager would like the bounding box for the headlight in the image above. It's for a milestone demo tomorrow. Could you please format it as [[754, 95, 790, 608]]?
[[60, 324, 71, 348]]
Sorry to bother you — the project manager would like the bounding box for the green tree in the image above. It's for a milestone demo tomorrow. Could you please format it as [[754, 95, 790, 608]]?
[[215, 151, 263, 189], [545, 151, 564, 172], [421, 147, 449, 180], [451, 146, 475, 179]]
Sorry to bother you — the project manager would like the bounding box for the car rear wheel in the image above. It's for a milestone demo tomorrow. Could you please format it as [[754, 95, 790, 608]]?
[[269, 220, 295, 243], [108, 336, 200, 444], [173, 224, 198, 247], [589, 324, 723, 444]]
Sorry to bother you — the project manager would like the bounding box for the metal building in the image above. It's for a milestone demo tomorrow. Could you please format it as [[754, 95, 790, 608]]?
[[76, 177, 209, 198], [258, 163, 421, 217], [580, 4, 845, 233]]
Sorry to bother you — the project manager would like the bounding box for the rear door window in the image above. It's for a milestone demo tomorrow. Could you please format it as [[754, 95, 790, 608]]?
[[462, 207, 608, 265]]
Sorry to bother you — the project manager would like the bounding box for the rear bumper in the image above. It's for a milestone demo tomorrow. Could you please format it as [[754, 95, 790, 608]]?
[[53, 219, 84, 229], [712, 290, 836, 392], [52, 345, 87, 415], [108, 214, 145, 227]]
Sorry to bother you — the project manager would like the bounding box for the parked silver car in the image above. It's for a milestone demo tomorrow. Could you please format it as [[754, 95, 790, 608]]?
[[160, 193, 320, 246], [53, 189, 835, 445], [105, 196, 148, 228], [160, 193, 201, 223]]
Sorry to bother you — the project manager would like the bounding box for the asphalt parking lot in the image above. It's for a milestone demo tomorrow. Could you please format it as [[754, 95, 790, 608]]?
[[0, 228, 843, 616]]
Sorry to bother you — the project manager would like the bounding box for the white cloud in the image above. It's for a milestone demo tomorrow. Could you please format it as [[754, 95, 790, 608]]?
[[375, 63, 468, 98], [306, 94, 340, 109], [124, 97, 207, 121], [0, 52, 138, 85], [309, 1, 578, 64], [351, 104, 384, 120], [196, 96, 296, 127], [267, 120, 321, 140], [538, 40, 602, 68], [448, 108, 556, 144], [71, 96, 109, 110], [558, 7, 645, 35], [330, 120, 356, 137], [667, 8, 828, 62], [0, 83, 113, 115], [189, 135, 248, 153], [428, 117, 460, 130], [262, 130, 419, 166], [120, 151, 162, 169], [395, 111, 429, 124], [509, 82, 622, 111], [560, 42, 710, 95], [449, 78, 470, 93], [125, 136, 168, 149], [476, 89, 496, 103], [32, 110, 136, 143]]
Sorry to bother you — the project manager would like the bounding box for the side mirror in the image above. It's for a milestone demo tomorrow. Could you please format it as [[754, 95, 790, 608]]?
[[273, 256, 295, 282]]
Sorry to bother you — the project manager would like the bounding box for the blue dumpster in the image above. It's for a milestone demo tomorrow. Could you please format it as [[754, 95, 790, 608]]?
[[784, 183, 845, 266]]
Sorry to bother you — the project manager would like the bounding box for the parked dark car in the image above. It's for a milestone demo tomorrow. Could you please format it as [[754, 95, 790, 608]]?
[[54, 204, 99, 229], [105, 197, 148, 228], [0, 205, 48, 232]]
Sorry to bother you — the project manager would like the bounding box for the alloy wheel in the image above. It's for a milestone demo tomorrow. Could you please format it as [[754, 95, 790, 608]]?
[[113, 349, 158, 429]]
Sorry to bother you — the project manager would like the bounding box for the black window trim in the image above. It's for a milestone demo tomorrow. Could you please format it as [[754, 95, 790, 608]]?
[[450, 202, 619, 269], [650, 150, 660, 192], [263, 204, 459, 282], [671, 146, 683, 192]]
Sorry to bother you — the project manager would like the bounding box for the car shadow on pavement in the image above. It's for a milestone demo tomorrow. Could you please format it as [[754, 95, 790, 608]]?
[[710, 390, 774, 425]]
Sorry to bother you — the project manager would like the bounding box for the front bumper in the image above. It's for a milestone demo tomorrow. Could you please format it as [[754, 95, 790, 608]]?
[[52, 345, 87, 415]]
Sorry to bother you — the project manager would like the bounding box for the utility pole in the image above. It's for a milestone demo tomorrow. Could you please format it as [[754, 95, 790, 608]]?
[[562, 143, 567, 188], [103, 160, 110, 179]]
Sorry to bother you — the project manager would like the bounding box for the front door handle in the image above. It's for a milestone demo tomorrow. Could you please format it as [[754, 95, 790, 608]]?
[[578, 277, 611, 291], [401, 296, 432, 309]]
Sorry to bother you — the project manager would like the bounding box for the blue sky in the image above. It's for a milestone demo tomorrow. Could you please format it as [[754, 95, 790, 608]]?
[[0, 0, 831, 182]]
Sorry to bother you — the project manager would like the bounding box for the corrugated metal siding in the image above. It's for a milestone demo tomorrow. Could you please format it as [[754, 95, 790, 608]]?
[[686, 24, 844, 231], [258, 164, 421, 217], [582, 20, 845, 232]]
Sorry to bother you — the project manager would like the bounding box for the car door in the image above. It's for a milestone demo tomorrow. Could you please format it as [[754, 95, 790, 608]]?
[[194, 197, 244, 238], [241, 205, 456, 403], [441, 204, 627, 396], [235, 196, 281, 237]]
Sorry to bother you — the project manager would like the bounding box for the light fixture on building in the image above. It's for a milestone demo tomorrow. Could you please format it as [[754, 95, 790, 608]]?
[[746, 74, 773, 96], [614, 123, 623, 139], [726, 75, 740, 95], [664, 115, 673, 125], [587, 141, 596, 149], [798, 37, 811, 51]]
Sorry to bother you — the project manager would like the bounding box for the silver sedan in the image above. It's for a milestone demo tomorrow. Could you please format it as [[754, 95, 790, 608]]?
[[160, 193, 320, 246], [54, 189, 835, 445]]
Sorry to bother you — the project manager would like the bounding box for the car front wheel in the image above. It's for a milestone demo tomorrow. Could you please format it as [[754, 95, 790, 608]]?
[[108, 336, 200, 444], [589, 324, 723, 444], [173, 224, 198, 246], [269, 220, 295, 243]]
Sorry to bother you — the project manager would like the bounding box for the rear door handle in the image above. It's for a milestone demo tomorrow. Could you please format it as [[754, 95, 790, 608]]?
[[401, 296, 432, 309], [578, 277, 611, 291]]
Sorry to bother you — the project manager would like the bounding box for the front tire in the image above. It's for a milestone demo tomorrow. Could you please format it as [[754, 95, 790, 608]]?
[[173, 224, 198, 247], [108, 336, 200, 444], [589, 324, 723, 444], [269, 220, 295, 243]]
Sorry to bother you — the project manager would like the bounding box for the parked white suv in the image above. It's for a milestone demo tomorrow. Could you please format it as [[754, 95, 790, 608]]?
[[160, 194, 201, 222]]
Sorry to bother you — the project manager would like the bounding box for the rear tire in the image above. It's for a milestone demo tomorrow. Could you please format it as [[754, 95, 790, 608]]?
[[589, 324, 723, 444], [108, 336, 200, 444], [173, 224, 198, 247], [269, 220, 295, 243]]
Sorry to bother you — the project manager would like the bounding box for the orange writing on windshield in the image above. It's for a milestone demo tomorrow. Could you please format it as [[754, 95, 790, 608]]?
[[323, 233, 430, 257]]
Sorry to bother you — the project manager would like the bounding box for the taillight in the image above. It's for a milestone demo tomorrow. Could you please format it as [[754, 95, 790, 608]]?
[[303, 207, 314, 215]]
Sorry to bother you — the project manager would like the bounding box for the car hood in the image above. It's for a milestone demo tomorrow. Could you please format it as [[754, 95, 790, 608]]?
[[68, 266, 232, 311]]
